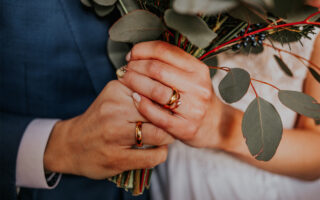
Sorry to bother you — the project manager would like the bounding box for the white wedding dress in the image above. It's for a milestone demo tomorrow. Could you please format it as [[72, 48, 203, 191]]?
[[151, 31, 320, 200]]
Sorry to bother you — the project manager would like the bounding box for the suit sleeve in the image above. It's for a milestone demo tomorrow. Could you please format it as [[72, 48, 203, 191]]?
[[0, 112, 33, 200]]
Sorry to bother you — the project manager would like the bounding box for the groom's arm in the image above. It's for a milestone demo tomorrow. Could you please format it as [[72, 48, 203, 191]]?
[[16, 119, 62, 188], [0, 112, 33, 200]]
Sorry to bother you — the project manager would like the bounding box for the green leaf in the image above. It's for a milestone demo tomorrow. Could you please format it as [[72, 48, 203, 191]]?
[[273, 55, 293, 77], [164, 9, 217, 49], [308, 67, 320, 84], [203, 56, 219, 79], [107, 39, 131, 69], [271, 0, 318, 22], [278, 90, 320, 119], [218, 68, 250, 103], [284, 6, 319, 23], [242, 97, 283, 161], [173, 0, 238, 15], [228, 3, 267, 23], [109, 10, 165, 43], [94, 4, 115, 17], [81, 0, 92, 7], [315, 119, 320, 125], [93, 0, 117, 6]]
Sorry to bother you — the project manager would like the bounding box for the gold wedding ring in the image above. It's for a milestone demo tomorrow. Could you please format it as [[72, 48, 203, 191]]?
[[164, 88, 181, 110], [135, 121, 143, 147]]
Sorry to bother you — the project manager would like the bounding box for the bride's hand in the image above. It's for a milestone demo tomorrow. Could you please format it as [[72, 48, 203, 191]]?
[[118, 41, 222, 148]]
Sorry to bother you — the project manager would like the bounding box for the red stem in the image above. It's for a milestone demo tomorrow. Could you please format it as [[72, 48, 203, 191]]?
[[177, 34, 182, 47], [199, 11, 320, 60], [263, 43, 320, 71], [183, 39, 189, 50], [208, 66, 230, 71], [251, 78, 280, 90], [250, 81, 259, 98]]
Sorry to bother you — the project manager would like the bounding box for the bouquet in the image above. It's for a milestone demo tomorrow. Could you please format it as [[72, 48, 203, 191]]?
[[81, 0, 320, 195]]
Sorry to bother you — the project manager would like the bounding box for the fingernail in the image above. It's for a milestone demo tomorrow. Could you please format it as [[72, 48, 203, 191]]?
[[132, 92, 141, 103], [126, 51, 131, 62], [116, 66, 127, 78]]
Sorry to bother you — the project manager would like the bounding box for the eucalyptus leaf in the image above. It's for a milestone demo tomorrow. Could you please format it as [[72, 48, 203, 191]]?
[[94, 4, 115, 17], [93, 0, 117, 6], [164, 9, 217, 48], [278, 90, 320, 119], [173, 0, 238, 15], [284, 6, 319, 23], [107, 39, 131, 69], [308, 67, 320, 84], [273, 55, 293, 77], [203, 56, 218, 78], [271, 0, 304, 18], [271, 0, 318, 22], [242, 97, 283, 161], [228, 3, 267, 23], [218, 68, 250, 103], [81, 0, 92, 7], [109, 10, 165, 43]]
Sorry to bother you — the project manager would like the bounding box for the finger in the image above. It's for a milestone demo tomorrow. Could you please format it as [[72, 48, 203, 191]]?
[[122, 145, 168, 170], [119, 69, 190, 116], [118, 68, 173, 105], [128, 41, 207, 72], [132, 93, 195, 140], [122, 123, 175, 146], [126, 60, 191, 91]]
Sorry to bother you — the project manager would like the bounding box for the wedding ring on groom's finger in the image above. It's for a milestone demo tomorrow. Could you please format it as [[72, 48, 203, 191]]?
[[135, 121, 143, 147], [163, 87, 181, 111]]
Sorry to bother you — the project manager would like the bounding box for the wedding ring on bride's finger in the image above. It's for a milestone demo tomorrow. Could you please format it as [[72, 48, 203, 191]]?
[[163, 87, 181, 110], [135, 121, 143, 147]]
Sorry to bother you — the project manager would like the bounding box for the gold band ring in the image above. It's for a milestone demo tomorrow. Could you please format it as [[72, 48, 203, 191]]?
[[167, 88, 180, 106], [135, 121, 143, 147], [164, 88, 181, 110]]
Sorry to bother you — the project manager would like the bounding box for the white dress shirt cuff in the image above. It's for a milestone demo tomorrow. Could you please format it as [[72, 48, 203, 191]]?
[[16, 119, 62, 189]]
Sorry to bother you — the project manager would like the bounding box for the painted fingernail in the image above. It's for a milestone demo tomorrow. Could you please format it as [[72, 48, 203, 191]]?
[[116, 66, 127, 78], [132, 92, 141, 103], [126, 51, 131, 62]]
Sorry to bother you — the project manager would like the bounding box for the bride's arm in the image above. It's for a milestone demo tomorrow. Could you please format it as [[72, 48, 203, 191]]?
[[216, 34, 320, 181]]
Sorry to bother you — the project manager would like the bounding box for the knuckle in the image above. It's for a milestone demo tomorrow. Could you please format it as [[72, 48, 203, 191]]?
[[183, 124, 198, 140], [193, 106, 207, 120], [153, 42, 168, 56], [99, 102, 111, 117], [106, 80, 119, 90], [152, 128, 165, 145], [144, 157, 157, 169], [150, 85, 167, 102], [147, 61, 163, 79], [199, 87, 212, 101]]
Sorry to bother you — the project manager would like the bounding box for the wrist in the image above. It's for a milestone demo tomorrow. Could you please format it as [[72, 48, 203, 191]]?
[[43, 119, 74, 174], [208, 97, 244, 153]]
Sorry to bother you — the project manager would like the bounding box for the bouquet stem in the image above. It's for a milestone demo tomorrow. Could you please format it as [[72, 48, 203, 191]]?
[[108, 168, 153, 196]]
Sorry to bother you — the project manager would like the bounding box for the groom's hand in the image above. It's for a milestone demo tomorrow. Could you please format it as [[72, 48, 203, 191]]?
[[118, 41, 222, 148], [43, 80, 173, 179]]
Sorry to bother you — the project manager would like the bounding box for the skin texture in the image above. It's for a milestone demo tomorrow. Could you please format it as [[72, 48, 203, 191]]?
[[44, 80, 174, 179], [120, 36, 320, 181]]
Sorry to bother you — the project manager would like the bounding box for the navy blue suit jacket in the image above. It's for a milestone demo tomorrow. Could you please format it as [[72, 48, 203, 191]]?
[[0, 1, 149, 199]]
